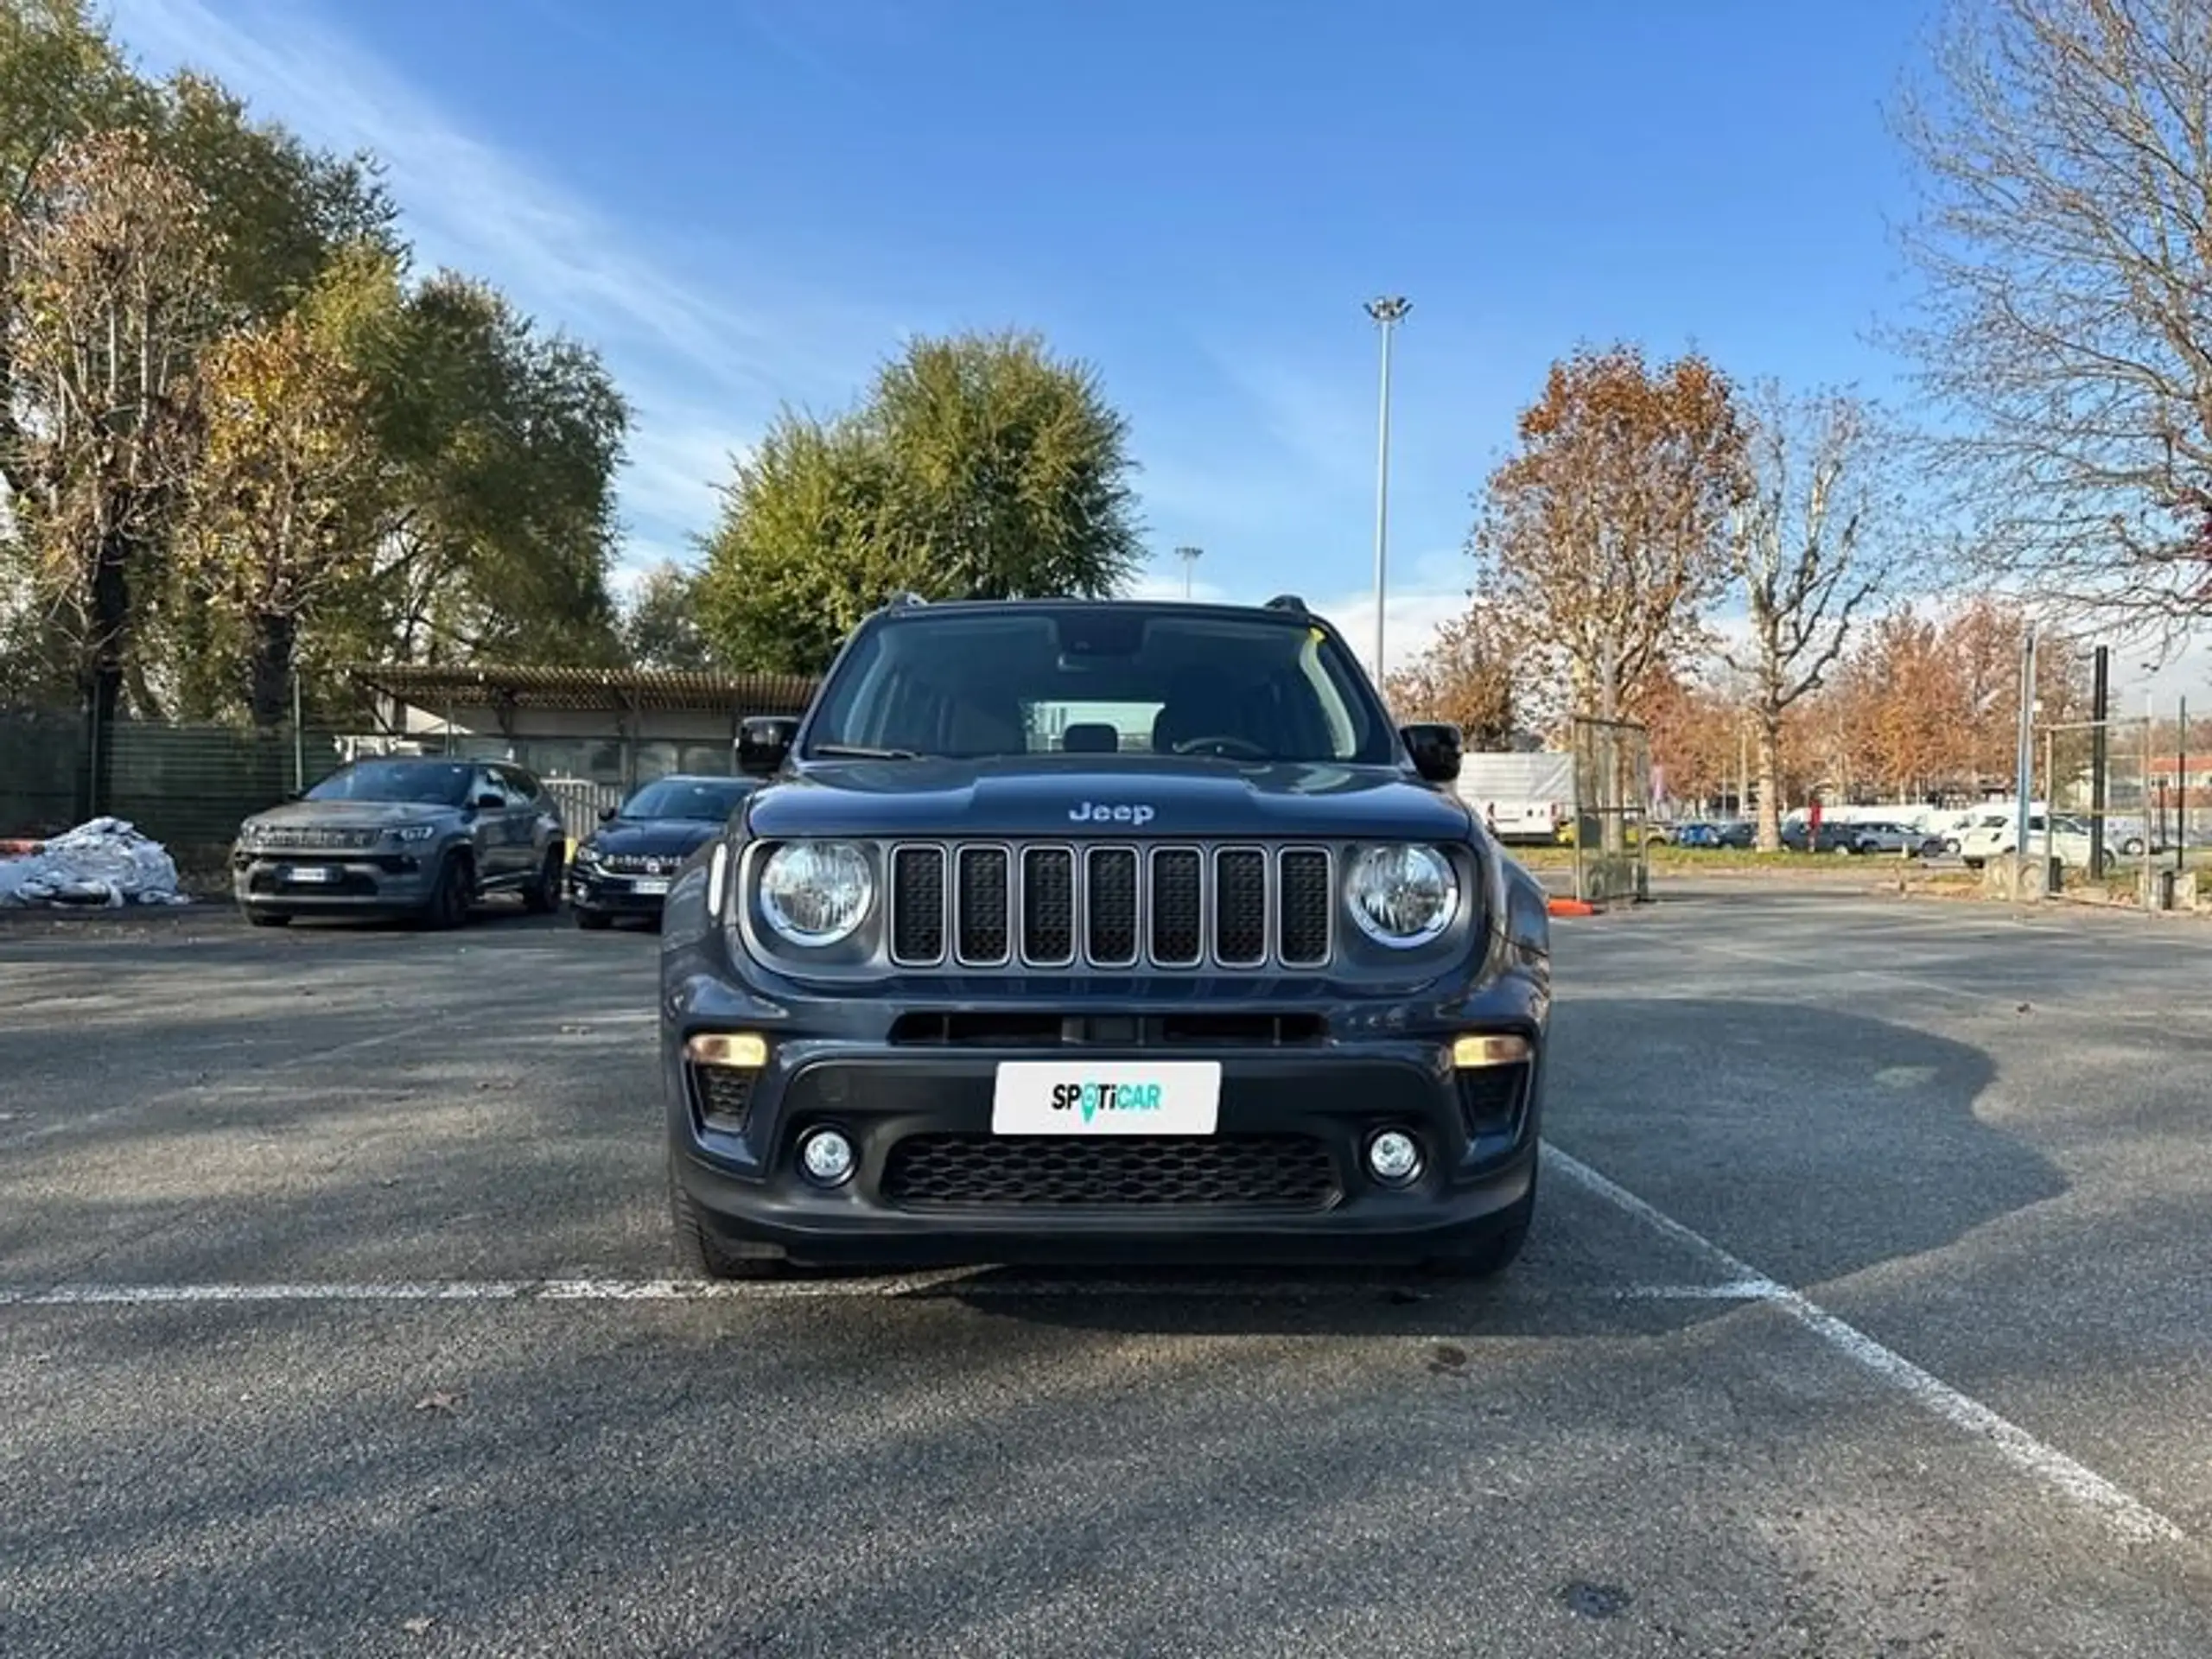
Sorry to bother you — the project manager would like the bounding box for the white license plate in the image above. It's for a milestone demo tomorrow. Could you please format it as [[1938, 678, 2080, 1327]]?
[[283, 866, 337, 883], [990, 1060, 1221, 1135], [631, 878, 671, 896]]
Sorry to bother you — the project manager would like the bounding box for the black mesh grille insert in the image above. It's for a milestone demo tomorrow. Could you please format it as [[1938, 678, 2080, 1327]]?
[[956, 846, 1011, 963], [1213, 849, 1267, 965], [1150, 849, 1202, 965], [1278, 849, 1332, 966], [689, 1065, 754, 1132], [1086, 848, 1139, 965], [1457, 1061, 1529, 1136], [891, 846, 946, 963], [1020, 848, 1075, 963], [881, 1135, 1338, 1210]]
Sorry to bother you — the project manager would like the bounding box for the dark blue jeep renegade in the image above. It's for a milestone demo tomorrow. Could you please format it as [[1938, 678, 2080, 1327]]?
[[656, 594, 1553, 1277]]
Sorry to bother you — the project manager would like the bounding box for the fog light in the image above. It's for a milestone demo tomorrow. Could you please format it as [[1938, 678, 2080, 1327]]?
[[686, 1032, 766, 1068], [1366, 1129, 1422, 1185], [798, 1127, 855, 1186]]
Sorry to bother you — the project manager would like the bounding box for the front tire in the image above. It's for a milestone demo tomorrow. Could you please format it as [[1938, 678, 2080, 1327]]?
[[421, 852, 474, 931], [524, 845, 563, 915], [669, 1156, 787, 1281]]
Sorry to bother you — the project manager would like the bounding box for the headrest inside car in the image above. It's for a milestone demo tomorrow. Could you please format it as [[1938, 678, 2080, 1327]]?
[[1061, 722, 1120, 753]]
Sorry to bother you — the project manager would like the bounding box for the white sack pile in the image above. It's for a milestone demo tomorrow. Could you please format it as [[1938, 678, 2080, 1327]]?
[[0, 817, 193, 908]]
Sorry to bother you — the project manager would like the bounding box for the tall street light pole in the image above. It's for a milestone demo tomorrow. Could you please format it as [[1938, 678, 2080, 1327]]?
[[1173, 544, 1202, 598], [1364, 296, 1410, 683]]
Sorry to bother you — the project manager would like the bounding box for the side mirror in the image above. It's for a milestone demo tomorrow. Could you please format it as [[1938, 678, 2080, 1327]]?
[[1401, 721, 1462, 785], [738, 715, 799, 777], [474, 792, 505, 810], [596, 804, 618, 824]]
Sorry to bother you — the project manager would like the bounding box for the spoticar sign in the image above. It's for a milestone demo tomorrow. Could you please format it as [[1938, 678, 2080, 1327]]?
[[1050, 1079, 1166, 1124]]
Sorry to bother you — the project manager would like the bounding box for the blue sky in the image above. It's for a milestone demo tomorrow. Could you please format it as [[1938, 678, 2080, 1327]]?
[[109, 0, 1948, 677]]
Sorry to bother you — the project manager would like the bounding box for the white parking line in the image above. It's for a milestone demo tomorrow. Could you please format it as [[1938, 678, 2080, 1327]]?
[[1541, 1144, 2187, 1546], [0, 1274, 1758, 1306]]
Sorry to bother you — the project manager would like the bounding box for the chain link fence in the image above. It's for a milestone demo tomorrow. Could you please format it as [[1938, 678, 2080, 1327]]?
[[1571, 715, 1651, 905], [1, 709, 358, 854]]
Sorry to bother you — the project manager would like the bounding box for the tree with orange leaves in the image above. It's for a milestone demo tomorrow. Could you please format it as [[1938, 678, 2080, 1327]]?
[[1470, 343, 1746, 720], [1382, 601, 1521, 750]]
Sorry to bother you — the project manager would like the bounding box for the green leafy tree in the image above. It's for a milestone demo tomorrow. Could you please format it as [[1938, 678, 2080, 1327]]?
[[182, 252, 389, 725], [696, 329, 1142, 672], [622, 558, 713, 670], [347, 272, 626, 670]]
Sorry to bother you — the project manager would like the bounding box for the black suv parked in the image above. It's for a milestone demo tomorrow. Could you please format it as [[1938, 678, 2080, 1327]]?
[[657, 595, 1554, 1278]]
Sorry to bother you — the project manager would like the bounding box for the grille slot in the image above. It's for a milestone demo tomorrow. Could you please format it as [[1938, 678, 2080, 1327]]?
[[881, 1134, 1339, 1210], [1020, 847, 1076, 965], [890, 845, 947, 964], [1085, 847, 1141, 967], [1277, 849, 1332, 967], [1212, 848, 1268, 966], [1148, 848, 1203, 966], [955, 846, 1012, 964]]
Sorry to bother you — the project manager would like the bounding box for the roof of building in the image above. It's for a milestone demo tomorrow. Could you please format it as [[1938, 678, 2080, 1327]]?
[[346, 663, 820, 715]]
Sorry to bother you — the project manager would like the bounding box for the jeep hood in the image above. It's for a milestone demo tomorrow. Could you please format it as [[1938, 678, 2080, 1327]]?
[[588, 818, 726, 858], [248, 800, 455, 830], [741, 758, 1473, 842]]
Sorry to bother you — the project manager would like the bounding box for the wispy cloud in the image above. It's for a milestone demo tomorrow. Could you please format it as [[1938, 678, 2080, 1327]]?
[[105, 0, 899, 566], [1204, 346, 1375, 493]]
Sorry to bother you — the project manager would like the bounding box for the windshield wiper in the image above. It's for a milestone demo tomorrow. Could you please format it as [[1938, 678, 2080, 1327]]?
[[810, 744, 928, 760]]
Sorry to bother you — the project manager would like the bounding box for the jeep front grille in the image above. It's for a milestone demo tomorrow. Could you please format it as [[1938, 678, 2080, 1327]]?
[[888, 842, 1333, 971], [255, 825, 382, 852]]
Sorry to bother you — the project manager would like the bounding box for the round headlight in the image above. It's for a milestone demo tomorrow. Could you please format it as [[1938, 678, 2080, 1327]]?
[[1346, 844, 1459, 947], [758, 841, 874, 946]]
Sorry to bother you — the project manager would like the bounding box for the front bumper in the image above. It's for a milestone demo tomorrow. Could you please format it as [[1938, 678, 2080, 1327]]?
[[232, 851, 437, 912], [664, 971, 1547, 1268], [568, 866, 674, 916]]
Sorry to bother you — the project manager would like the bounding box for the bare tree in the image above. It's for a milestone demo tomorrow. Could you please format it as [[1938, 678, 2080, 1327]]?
[[1892, 0, 2212, 651], [1470, 343, 1745, 721], [1722, 385, 1900, 849]]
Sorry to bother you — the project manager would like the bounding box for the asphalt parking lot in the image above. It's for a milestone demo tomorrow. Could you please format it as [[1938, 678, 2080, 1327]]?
[[4, 878, 2211, 1656]]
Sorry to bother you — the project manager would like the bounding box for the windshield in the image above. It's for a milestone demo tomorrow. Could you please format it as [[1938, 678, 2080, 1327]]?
[[304, 760, 474, 806], [620, 777, 753, 821], [804, 607, 1394, 764]]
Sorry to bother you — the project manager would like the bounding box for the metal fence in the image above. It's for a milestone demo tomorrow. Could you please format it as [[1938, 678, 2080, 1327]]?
[[0, 709, 359, 852], [1571, 715, 1651, 904]]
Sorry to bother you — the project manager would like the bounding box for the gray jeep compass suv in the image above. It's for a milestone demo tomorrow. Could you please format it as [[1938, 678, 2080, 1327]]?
[[232, 757, 567, 928]]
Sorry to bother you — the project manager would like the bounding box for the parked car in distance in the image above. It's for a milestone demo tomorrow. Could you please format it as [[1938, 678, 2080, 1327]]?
[[1959, 810, 2121, 870], [1778, 820, 1860, 854], [569, 773, 759, 931], [232, 757, 566, 928], [1670, 819, 1756, 849], [1840, 821, 1946, 857]]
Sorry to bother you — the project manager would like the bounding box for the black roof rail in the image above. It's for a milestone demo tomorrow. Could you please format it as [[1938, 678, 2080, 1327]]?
[[1262, 594, 1309, 615]]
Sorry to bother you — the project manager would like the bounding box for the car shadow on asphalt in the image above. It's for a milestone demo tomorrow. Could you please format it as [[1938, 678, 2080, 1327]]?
[[938, 997, 2065, 1338]]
